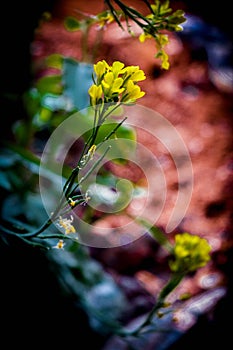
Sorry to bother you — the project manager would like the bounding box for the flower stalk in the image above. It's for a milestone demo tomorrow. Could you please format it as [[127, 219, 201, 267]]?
[[0, 60, 146, 247], [114, 232, 211, 337]]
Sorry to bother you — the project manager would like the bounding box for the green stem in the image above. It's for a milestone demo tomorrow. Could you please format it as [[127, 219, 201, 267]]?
[[81, 24, 92, 62], [79, 107, 99, 160], [104, 0, 124, 30], [113, 0, 149, 28], [92, 26, 104, 62], [132, 216, 173, 253], [143, 0, 154, 12], [15, 218, 53, 238], [69, 144, 111, 196], [118, 272, 184, 337], [103, 116, 127, 141]]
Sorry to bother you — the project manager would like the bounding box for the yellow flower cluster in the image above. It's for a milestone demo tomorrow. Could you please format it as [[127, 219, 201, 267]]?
[[169, 233, 211, 273], [88, 60, 146, 106], [137, 0, 185, 70], [139, 31, 170, 70]]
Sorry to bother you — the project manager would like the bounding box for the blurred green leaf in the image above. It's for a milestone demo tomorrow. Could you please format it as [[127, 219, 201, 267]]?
[[46, 53, 64, 70], [23, 88, 41, 118], [39, 106, 53, 121], [64, 16, 81, 31], [12, 120, 30, 145], [36, 75, 62, 95]]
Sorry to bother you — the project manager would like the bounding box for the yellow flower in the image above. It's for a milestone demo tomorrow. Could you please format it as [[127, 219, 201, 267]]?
[[102, 72, 125, 96], [121, 66, 146, 84], [123, 80, 145, 103], [68, 197, 76, 207], [129, 69, 146, 82], [88, 84, 103, 105], [156, 33, 169, 47], [139, 32, 152, 43], [93, 60, 109, 81], [53, 239, 65, 249], [161, 52, 170, 70], [169, 233, 211, 273], [156, 50, 170, 70], [111, 61, 125, 77], [89, 60, 146, 104]]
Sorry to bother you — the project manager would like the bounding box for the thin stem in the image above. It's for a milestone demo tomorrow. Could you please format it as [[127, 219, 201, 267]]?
[[100, 102, 122, 123], [104, 0, 124, 30], [69, 144, 111, 196], [143, 0, 154, 12], [103, 116, 127, 141], [15, 218, 53, 238], [133, 216, 173, 253], [79, 107, 99, 160], [80, 24, 92, 62], [92, 26, 104, 62], [56, 199, 85, 217], [116, 0, 155, 27], [113, 0, 148, 28], [118, 273, 184, 337]]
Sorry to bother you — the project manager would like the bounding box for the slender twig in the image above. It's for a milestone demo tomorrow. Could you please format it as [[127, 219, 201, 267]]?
[[70, 144, 111, 196]]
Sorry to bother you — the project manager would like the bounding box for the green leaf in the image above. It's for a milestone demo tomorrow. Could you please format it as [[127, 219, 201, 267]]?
[[39, 107, 52, 121], [64, 16, 81, 31], [4, 143, 40, 167], [23, 88, 41, 118], [36, 75, 62, 95], [46, 53, 64, 70], [12, 120, 29, 145]]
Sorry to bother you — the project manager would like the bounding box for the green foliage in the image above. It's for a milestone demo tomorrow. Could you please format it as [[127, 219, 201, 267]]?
[[64, 16, 81, 31]]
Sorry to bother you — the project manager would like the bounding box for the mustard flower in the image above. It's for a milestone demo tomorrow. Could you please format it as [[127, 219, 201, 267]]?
[[53, 239, 65, 249], [93, 60, 110, 83], [89, 60, 146, 105], [139, 32, 152, 43], [111, 61, 125, 77], [58, 215, 76, 234], [169, 233, 211, 273], [101, 72, 125, 97], [122, 65, 146, 82], [88, 84, 103, 106], [122, 80, 145, 103], [68, 197, 76, 207], [156, 50, 170, 70]]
